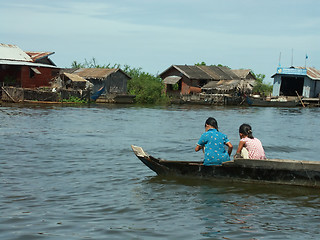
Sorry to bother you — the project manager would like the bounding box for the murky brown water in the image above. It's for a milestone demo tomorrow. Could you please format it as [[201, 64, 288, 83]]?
[[1, 103, 319, 239]]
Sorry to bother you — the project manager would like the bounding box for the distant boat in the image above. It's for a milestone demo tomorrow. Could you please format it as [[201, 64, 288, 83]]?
[[90, 86, 105, 101], [95, 94, 136, 104], [246, 96, 298, 107], [131, 145, 320, 188]]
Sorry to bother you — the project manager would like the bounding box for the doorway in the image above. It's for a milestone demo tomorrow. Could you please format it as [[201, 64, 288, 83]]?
[[280, 76, 304, 96]]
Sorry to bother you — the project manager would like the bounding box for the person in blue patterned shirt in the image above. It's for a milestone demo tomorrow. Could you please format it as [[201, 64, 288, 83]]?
[[195, 117, 233, 165]]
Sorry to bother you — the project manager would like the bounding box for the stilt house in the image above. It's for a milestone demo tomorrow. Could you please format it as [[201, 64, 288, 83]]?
[[0, 43, 59, 88], [272, 67, 320, 98], [71, 68, 131, 95], [159, 65, 255, 96]]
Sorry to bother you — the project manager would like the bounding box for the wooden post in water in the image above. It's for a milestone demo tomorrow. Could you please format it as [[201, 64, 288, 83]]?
[[1, 87, 17, 103], [295, 91, 305, 107]]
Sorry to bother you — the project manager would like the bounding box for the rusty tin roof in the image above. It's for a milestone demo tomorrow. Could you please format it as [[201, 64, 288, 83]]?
[[25, 51, 54, 62], [306, 67, 320, 80]]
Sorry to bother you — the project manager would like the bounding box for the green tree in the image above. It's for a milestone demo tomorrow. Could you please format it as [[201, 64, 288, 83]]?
[[71, 58, 121, 69], [252, 73, 273, 95], [71, 61, 84, 69], [195, 62, 230, 69], [195, 61, 207, 66], [125, 66, 169, 104]]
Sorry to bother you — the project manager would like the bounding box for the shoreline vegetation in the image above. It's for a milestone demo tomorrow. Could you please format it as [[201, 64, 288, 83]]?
[[71, 58, 169, 104], [71, 58, 273, 104]]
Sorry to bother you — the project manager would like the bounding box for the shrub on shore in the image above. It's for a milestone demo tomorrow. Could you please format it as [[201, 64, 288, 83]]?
[[71, 58, 169, 104], [252, 73, 273, 96]]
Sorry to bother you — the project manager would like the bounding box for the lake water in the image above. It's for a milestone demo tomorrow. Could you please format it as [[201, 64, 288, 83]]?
[[0, 103, 320, 239]]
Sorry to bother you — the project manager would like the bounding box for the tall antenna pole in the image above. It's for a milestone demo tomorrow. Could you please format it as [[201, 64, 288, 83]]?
[[291, 48, 293, 67], [305, 53, 308, 69], [278, 52, 281, 67]]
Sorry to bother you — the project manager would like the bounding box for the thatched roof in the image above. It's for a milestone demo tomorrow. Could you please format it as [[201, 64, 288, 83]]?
[[202, 79, 255, 92], [232, 69, 255, 80], [63, 73, 87, 82], [72, 68, 131, 80]]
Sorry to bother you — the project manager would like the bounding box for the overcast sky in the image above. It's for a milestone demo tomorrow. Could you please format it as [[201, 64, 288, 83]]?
[[1, 0, 320, 83]]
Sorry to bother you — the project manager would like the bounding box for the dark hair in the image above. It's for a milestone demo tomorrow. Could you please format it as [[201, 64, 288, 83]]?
[[239, 123, 254, 139], [205, 117, 218, 130]]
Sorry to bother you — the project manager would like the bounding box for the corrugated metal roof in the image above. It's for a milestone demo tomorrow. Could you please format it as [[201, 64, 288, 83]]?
[[163, 76, 181, 84], [161, 65, 243, 81], [306, 67, 320, 80], [25, 51, 54, 62], [0, 43, 32, 62], [197, 66, 220, 79], [273, 66, 320, 80], [202, 66, 239, 80], [174, 65, 212, 80], [0, 59, 59, 68]]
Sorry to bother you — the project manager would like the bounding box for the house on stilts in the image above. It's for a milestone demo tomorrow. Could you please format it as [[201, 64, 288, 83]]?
[[159, 65, 256, 105], [272, 66, 320, 106]]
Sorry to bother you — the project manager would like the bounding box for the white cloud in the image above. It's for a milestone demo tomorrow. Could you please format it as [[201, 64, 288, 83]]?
[[1, 0, 319, 76]]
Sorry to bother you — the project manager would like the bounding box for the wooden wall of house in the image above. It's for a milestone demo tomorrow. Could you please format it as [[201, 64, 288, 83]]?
[[181, 80, 191, 95], [87, 71, 130, 95], [1, 86, 89, 102], [315, 81, 320, 98], [160, 67, 195, 95], [87, 78, 102, 93], [303, 77, 312, 98], [272, 75, 281, 97], [106, 71, 128, 94], [20, 66, 59, 88], [0, 65, 21, 86]]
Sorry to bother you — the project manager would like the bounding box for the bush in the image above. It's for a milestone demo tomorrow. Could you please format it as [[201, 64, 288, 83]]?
[[252, 73, 273, 95], [62, 96, 88, 103], [71, 59, 169, 104], [124, 66, 169, 104]]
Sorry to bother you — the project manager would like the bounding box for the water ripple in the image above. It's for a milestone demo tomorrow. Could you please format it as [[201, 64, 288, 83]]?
[[1, 105, 320, 239]]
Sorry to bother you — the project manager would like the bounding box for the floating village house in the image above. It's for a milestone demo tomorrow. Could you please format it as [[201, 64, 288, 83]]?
[[70, 68, 131, 94], [67, 68, 134, 103], [0, 43, 59, 88], [272, 66, 320, 98], [159, 65, 256, 99]]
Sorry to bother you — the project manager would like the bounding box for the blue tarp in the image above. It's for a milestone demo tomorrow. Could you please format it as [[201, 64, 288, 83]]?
[[90, 86, 105, 101]]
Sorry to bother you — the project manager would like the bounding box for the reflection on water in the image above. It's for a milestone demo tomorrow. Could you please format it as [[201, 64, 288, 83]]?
[[0, 104, 320, 239], [143, 175, 320, 239]]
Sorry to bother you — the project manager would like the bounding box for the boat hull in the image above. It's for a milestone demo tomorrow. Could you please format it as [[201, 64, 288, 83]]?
[[131, 145, 320, 188], [247, 97, 298, 107]]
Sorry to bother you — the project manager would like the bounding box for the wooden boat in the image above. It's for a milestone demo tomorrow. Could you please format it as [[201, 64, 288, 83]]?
[[96, 94, 136, 104], [246, 96, 298, 107], [131, 145, 320, 188]]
